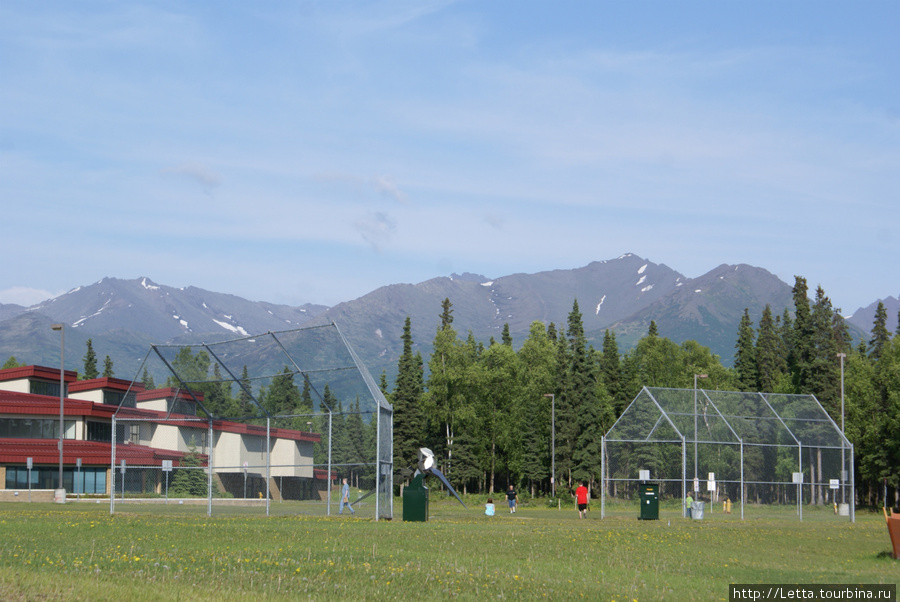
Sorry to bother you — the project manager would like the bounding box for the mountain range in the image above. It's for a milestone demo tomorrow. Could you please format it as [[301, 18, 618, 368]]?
[[0, 253, 894, 383]]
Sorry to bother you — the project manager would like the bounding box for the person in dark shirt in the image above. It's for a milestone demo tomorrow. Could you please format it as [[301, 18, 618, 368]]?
[[506, 484, 518, 513]]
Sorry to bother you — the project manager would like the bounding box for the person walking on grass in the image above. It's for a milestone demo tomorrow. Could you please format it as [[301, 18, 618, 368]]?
[[339, 477, 355, 515], [575, 481, 590, 519], [506, 484, 518, 513]]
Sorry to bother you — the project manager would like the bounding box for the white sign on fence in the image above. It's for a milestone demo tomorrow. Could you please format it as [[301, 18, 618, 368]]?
[[162, 460, 173, 472], [829, 479, 840, 490], [792, 472, 804, 484]]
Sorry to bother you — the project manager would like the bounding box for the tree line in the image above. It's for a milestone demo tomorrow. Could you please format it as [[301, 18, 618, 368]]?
[[3, 276, 897, 506], [388, 279, 899, 507]]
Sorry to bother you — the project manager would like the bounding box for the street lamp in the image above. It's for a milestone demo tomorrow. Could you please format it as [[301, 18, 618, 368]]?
[[693, 374, 707, 485], [837, 353, 846, 504], [543, 394, 555, 498], [51, 323, 65, 492]]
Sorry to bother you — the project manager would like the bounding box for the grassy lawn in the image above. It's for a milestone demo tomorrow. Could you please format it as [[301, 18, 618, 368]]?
[[0, 498, 896, 601]]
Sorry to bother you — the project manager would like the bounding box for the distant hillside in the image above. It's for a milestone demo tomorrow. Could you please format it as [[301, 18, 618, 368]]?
[[846, 295, 899, 337], [0, 255, 878, 382]]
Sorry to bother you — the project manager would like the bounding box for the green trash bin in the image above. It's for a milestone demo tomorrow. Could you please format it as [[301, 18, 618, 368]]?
[[639, 483, 659, 520], [402, 474, 429, 522]]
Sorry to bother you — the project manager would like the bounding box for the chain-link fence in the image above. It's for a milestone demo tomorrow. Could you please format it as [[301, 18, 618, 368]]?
[[108, 324, 392, 519], [601, 387, 854, 521]]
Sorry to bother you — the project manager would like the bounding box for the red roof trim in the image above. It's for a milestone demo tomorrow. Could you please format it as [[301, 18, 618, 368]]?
[[0, 391, 319, 441], [136, 387, 203, 402], [0, 439, 203, 466], [0, 365, 77, 384], [69, 377, 144, 394]]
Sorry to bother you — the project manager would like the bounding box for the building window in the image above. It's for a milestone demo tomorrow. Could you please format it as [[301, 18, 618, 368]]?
[[0, 418, 75, 439], [103, 390, 136, 408], [29, 380, 63, 397], [87, 421, 112, 442], [4, 466, 107, 494]]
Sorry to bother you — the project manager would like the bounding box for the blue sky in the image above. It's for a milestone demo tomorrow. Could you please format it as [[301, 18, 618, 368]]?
[[1, 1, 898, 314]]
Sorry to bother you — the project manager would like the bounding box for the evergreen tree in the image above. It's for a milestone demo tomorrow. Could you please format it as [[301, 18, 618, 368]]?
[[501, 323, 513, 347], [734, 308, 757, 392], [599, 329, 626, 417], [141, 366, 155, 390], [392, 316, 425, 479], [313, 385, 338, 467], [102, 355, 114, 378], [82, 339, 99, 380], [756, 305, 786, 392], [565, 300, 606, 488], [237, 365, 255, 416], [552, 324, 571, 486], [869, 301, 891, 361], [263, 366, 302, 421], [169, 444, 214, 497], [345, 397, 367, 486], [167, 347, 211, 388], [3, 356, 21, 370], [789, 276, 814, 393], [808, 286, 841, 418], [440, 297, 454, 329]]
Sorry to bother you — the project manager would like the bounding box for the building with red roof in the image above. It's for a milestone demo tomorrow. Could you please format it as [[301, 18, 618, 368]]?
[[0, 365, 324, 501]]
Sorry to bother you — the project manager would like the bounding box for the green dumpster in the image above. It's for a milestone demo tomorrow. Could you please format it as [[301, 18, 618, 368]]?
[[639, 483, 659, 520], [402, 473, 429, 522]]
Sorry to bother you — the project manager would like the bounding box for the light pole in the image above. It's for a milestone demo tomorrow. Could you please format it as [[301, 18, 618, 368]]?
[[693, 374, 707, 486], [51, 323, 65, 491], [837, 352, 846, 504], [543, 394, 555, 498]]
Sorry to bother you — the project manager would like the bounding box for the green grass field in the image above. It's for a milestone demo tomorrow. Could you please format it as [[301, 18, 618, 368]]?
[[0, 498, 896, 601]]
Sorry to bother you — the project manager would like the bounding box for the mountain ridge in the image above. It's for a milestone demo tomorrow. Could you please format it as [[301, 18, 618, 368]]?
[[0, 255, 881, 381]]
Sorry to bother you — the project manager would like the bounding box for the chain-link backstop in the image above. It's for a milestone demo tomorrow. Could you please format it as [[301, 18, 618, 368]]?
[[601, 387, 854, 522], [108, 323, 393, 519]]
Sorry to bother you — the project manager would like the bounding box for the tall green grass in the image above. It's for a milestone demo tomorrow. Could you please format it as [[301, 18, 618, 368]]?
[[0, 500, 896, 601]]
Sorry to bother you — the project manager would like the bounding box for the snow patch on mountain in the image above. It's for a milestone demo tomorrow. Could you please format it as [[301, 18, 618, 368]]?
[[213, 319, 248, 336]]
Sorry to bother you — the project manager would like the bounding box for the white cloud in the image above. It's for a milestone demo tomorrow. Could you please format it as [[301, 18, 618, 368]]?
[[0, 287, 59, 307]]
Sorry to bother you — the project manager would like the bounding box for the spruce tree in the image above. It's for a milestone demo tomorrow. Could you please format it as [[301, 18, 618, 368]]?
[[789, 276, 814, 393], [141, 366, 155, 390], [755, 304, 786, 393], [869, 301, 891, 361], [808, 286, 840, 418], [600, 329, 625, 416], [565, 300, 606, 488], [392, 316, 425, 478], [734, 309, 757, 392], [82, 339, 99, 380], [238, 365, 254, 416], [102, 355, 114, 378]]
